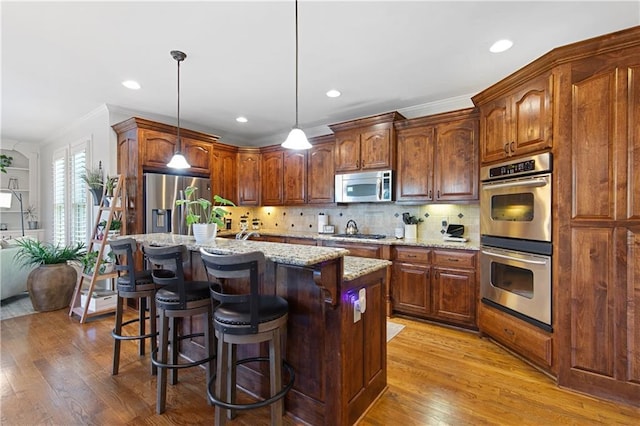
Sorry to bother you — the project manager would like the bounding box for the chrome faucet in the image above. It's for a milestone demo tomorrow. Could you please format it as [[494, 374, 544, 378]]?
[[235, 222, 249, 240], [242, 231, 260, 240]]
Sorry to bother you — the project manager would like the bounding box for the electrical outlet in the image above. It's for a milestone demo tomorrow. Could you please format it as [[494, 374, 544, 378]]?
[[441, 220, 448, 228]]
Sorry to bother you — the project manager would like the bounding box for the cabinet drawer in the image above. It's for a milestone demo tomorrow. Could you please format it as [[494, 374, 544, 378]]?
[[322, 241, 381, 259], [285, 237, 317, 246], [479, 304, 552, 369], [394, 246, 430, 264], [432, 250, 475, 269]]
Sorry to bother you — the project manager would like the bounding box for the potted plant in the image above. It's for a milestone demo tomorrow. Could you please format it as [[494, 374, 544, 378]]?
[[24, 204, 38, 229], [99, 217, 122, 237], [80, 166, 104, 205], [0, 154, 13, 173], [175, 186, 235, 243], [81, 250, 115, 275], [14, 239, 86, 311]]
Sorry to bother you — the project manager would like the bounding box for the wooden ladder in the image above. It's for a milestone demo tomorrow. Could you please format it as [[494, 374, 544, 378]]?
[[69, 175, 126, 323]]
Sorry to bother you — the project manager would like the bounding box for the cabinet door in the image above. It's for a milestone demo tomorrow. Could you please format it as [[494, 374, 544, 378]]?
[[237, 152, 260, 206], [396, 126, 434, 202], [432, 267, 476, 327], [212, 146, 237, 204], [183, 137, 213, 176], [479, 97, 510, 163], [307, 142, 335, 203], [261, 151, 284, 205], [335, 131, 360, 172], [392, 262, 431, 316], [511, 73, 553, 157], [434, 117, 479, 201], [283, 150, 306, 205], [142, 130, 176, 169], [360, 128, 391, 170]]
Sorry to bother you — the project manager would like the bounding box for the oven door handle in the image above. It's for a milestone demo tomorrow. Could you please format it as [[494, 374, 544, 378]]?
[[481, 250, 548, 265], [482, 177, 548, 191]]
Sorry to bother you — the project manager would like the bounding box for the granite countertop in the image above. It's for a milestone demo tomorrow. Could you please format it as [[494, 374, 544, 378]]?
[[218, 229, 479, 251], [127, 233, 349, 267], [343, 256, 391, 281]]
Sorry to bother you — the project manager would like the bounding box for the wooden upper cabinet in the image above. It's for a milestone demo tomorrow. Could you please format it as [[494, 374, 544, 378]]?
[[261, 150, 284, 205], [211, 143, 237, 204], [475, 72, 553, 163], [141, 130, 176, 170], [307, 137, 335, 204], [182, 137, 213, 176], [330, 112, 405, 173], [395, 108, 479, 203], [283, 150, 307, 205], [396, 126, 434, 202], [237, 150, 261, 206], [434, 116, 479, 201]]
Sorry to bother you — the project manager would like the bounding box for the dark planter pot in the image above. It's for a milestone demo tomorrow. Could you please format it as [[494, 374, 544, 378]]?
[[27, 263, 77, 312], [89, 188, 103, 206]]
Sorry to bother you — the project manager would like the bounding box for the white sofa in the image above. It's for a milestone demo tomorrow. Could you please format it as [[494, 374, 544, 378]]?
[[0, 245, 35, 300]]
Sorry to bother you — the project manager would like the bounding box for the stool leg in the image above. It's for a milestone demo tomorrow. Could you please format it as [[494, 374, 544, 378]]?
[[169, 316, 178, 385], [270, 328, 284, 426], [150, 295, 158, 376], [215, 331, 228, 426], [156, 309, 169, 414], [138, 296, 146, 356], [112, 294, 124, 375], [205, 305, 215, 406]]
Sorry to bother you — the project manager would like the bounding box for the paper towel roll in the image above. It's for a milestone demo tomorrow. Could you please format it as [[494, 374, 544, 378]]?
[[318, 213, 328, 233]]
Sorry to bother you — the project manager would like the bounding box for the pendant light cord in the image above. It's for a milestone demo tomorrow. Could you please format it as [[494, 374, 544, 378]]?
[[294, 0, 299, 128], [176, 55, 181, 151]]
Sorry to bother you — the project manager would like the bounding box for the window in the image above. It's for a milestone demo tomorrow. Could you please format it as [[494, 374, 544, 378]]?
[[52, 141, 89, 246]]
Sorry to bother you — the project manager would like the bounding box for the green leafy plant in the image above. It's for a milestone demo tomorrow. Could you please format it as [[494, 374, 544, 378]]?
[[175, 186, 235, 227], [81, 250, 115, 274], [14, 239, 86, 267], [99, 218, 121, 231], [0, 154, 13, 173], [80, 166, 104, 190], [104, 175, 117, 197]]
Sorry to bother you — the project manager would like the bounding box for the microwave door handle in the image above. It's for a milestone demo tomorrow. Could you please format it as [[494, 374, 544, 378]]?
[[482, 177, 548, 191], [481, 250, 548, 265], [377, 178, 382, 200]]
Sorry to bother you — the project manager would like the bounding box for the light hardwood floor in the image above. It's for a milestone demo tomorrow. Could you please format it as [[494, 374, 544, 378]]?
[[1, 309, 638, 425]]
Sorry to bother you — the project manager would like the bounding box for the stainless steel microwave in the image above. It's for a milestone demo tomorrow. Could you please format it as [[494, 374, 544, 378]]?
[[335, 170, 393, 203]]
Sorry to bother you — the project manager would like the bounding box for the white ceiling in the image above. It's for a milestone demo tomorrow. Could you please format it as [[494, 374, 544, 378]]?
[[2, 1, 639, 147]]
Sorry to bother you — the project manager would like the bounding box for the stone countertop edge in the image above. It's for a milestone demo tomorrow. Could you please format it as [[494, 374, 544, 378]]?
[[126, 233, 349, 267], [218, 229, 480, 251], [343, 256, 391, 282]]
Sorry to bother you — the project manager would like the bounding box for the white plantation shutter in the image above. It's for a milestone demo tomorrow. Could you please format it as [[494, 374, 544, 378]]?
[[52, 141, 89, 246], [52, 151, 66, 245]]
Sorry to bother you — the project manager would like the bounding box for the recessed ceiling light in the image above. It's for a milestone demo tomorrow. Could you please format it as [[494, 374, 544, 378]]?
[[326, 89, 341, 98], [122, 80, 141, 90], [236, 116, 248, 123], [489, 39, 513, 53]]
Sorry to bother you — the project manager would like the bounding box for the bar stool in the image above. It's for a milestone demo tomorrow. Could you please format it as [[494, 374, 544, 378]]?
[[109, 237, 168, 376], [143, 244, 215, 414], [200, 248, 295, 426]]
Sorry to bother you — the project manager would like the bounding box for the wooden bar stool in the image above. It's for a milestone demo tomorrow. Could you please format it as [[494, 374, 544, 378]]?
[[109, 237, 167, 376], [200, 248, 295, 426], [143, 244, 215, 414]]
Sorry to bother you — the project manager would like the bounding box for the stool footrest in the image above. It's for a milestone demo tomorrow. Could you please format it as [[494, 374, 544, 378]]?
[[112, 315, 158, 341], [151, 332, 216, 370], [206, 357, 295, 411]]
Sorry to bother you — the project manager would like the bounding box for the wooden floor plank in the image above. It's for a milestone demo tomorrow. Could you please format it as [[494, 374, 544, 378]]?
[[1, 310, 638, 425]]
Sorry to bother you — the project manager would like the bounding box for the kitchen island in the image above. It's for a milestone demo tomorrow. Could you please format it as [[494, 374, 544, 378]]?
[[126, 233, 391, 425]]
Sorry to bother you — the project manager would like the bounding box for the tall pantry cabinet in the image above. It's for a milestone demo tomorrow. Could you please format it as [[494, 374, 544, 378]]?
[[554, 31, 640, 406]]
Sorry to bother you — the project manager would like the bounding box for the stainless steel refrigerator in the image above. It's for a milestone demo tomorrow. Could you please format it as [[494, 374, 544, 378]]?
[[143, 173, 211, 235]]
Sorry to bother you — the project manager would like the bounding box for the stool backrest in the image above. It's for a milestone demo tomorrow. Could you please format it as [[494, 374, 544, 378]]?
[[143, 244, 189, 308], [108, 238, 138, 291], [200, 248, 265, 334]]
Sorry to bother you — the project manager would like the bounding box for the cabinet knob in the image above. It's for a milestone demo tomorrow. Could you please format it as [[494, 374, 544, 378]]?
[[504, 143, 510, 154], [428, 190, 432, 198], [447, 258, 459, 262], [510, 141, 515, 153], [503, 328, 514, 336], [355, 160, 359, 168], [437, 190, 440, 199]]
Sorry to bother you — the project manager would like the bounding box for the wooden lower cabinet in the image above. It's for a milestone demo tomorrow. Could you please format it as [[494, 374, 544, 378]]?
[[321, 240, 389, 259], [478, 302, 553, 371], [392, 246, 477, 329]]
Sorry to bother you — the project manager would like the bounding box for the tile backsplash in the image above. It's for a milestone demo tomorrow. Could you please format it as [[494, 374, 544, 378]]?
[[224, 203, 480, 244]]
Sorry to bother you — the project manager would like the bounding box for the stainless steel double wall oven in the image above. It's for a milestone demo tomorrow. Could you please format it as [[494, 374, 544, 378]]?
[[480, 152, 553, 331]]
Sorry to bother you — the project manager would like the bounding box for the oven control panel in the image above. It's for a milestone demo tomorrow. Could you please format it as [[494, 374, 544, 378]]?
[[481, 152, 552, 181]]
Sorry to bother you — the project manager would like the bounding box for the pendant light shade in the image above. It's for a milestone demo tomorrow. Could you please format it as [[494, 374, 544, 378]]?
[[281, 0, 311, 150], [167, 50, 191, 169]]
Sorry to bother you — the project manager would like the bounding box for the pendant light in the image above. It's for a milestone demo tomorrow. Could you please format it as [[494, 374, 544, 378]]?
[[282, 0, 312, 150], [167, 50, 191, 169]]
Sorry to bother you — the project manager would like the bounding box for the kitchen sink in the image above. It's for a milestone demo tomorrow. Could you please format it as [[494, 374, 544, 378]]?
[[331, 233, 387, 240]]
